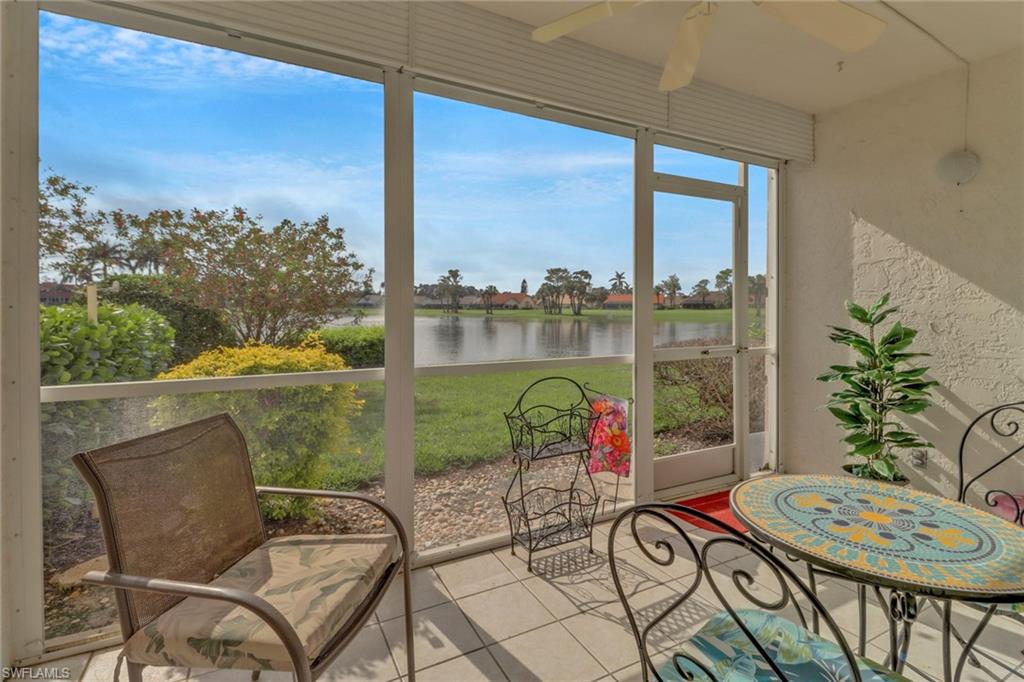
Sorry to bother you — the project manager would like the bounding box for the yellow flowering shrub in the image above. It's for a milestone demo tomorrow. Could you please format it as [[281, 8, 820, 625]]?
[[152, 337, 363, 520]]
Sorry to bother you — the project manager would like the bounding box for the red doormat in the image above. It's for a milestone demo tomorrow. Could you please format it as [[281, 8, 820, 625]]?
[[672, 489, 747, 534]]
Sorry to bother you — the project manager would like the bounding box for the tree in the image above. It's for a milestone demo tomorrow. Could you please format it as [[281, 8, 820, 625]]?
[[437, 268, 464, 313], [660, 274, 682, 307], [715, 268, 733, 307], [482, 284, 499, 314], [39, 174, 105, 282], [566, 270, 592, 315], [535, 283, 557, 314], [114, 206, 371, 345], [749, 273, 768, 316], [609, 271, 629, 294], [543, 267, 570, 314], [691, 278, 711, 306], [586, 286, 610, 309], [520, 278, 528, 295]]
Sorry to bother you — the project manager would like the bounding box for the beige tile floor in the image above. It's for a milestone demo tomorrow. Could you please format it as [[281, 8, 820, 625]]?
[[32, 519, 1024, 682]]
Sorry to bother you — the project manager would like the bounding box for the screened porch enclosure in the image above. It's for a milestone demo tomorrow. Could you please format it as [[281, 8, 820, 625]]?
[[22, 6, 781, 652]]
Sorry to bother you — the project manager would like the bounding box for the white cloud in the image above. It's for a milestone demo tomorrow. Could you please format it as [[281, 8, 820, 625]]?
[[40, 12, 370, 92]]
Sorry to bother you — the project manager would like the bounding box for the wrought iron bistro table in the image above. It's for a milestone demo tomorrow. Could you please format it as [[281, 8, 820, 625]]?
[[730, 474, 1024, 682]]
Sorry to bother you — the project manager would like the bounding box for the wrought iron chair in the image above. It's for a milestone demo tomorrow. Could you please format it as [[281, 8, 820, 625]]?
[[73, 413, 414, 682], [957, 401, 1024, 530], [945, 401, 1024, 675], [608, 503, 910, 681]]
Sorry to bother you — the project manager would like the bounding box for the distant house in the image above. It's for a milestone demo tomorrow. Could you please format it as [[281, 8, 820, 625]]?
[[413, 295, 445, 309], [39, 282, 74, 306], [492, 292, 534, 309], [459, 294, 482, 308], [678, 290, 728, 309], [354, 293, 384, 308], [602, 293, 664, 309]]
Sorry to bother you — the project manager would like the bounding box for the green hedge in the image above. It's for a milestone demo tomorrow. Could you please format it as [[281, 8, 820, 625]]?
[[79, 275, 236, 364], [40, 302, 175, 554], [41, 302, 175, 385], [316, 326, 384, 368]]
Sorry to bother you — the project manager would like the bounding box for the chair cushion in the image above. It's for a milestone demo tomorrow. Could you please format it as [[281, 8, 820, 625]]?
[[123, 534, 397, 671], [659, 609, 911, 681]]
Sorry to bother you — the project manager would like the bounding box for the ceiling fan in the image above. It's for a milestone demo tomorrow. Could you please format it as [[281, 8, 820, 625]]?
[[531, 0, 887, 91]]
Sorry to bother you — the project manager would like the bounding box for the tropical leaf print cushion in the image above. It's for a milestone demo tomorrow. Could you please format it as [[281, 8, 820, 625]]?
[[123, 534, 397, 671], [658, 609, 910, 681]]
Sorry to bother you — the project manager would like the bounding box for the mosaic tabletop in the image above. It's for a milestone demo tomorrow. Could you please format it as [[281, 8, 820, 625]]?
[[731, 475, 1024, 600]]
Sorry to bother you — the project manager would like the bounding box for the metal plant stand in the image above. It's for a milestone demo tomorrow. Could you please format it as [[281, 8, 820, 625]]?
[[501, 377, 601, 573]]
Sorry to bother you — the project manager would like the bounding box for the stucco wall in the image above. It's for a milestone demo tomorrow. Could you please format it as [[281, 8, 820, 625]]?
[[782, 48, 1023, 501]]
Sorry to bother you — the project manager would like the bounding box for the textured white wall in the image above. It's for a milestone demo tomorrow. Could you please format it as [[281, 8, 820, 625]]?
[[782, 48, 1023, 500]]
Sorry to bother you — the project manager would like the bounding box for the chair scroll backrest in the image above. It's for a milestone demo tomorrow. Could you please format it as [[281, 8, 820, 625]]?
[[73, 413, 266, 638], [957, 401, 1024, 526], [609, 504, 863, 682]]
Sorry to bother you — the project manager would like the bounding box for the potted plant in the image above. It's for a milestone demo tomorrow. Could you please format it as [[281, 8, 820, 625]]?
[[817, 293, 939, 483]]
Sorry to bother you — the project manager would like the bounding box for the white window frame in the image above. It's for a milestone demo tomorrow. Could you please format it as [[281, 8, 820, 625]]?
[[2, 1, 782, 664]]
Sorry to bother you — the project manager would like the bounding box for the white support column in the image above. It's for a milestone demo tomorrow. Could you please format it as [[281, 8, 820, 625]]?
[[383, 68, 416, 550], [632, 129, 654, 503], [733, 165, 750, 481], [767, 164, 783, 473], [1, 0, 43, 665]]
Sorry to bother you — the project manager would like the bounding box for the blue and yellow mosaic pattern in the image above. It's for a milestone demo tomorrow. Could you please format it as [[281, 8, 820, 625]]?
[[731, 475, 1024, 598]]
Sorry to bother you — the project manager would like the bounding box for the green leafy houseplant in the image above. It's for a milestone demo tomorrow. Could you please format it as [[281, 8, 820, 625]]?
[[816, 293, 939, 482]]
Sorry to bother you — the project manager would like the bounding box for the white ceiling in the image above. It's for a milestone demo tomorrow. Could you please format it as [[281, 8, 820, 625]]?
[[470, 1, 1024, 114]]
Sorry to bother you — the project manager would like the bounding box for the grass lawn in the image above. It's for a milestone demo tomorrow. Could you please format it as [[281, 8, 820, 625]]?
[[411, 306, 743, 323], [325, 362, 719, 491], [327, 364, 631, 490]]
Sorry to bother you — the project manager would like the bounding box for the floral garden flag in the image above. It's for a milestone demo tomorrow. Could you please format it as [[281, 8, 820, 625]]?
[[588, 395, 631, 477]]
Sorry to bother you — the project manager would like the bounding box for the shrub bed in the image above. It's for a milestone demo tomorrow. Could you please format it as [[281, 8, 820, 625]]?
[[152, 338, 364, 520]]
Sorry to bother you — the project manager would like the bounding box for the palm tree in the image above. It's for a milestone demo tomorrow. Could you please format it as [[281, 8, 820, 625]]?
[[609, 271, 629, 294], [126, 237, 164, 274], [482, 284, 499, 314], [660, 274, 682, 307], [85, 240, 128, 280], [437, 269, 464, 313]]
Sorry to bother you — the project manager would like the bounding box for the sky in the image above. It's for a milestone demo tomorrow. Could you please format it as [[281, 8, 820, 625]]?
[[39, 11, 768, 294]]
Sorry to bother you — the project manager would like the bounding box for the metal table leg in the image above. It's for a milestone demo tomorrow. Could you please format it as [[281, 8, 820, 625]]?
[[874, 586, 918, 673], [952, 604, 997, 682], [857, 583, 867, 657]]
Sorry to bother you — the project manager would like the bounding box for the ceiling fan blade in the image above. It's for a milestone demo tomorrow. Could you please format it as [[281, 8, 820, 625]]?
[[756, 0, 886, 53], [659, 4, 714, 91], [532, 1, 642, 43]]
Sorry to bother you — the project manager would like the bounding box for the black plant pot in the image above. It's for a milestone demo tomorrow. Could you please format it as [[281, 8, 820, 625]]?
[[842, 463, 910, 487]]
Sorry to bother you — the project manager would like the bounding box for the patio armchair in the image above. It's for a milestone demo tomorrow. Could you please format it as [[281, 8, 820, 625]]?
[[72, 413, 414, 682], [608, 503, 910, 681]]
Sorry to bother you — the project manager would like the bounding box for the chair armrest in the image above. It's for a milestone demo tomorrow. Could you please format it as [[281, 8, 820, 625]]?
[[82, 570, 312, 682], [255, 486, 411, 560]]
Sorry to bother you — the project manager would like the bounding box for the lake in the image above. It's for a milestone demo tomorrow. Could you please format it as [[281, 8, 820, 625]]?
[[348, 314, 730, 365]]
